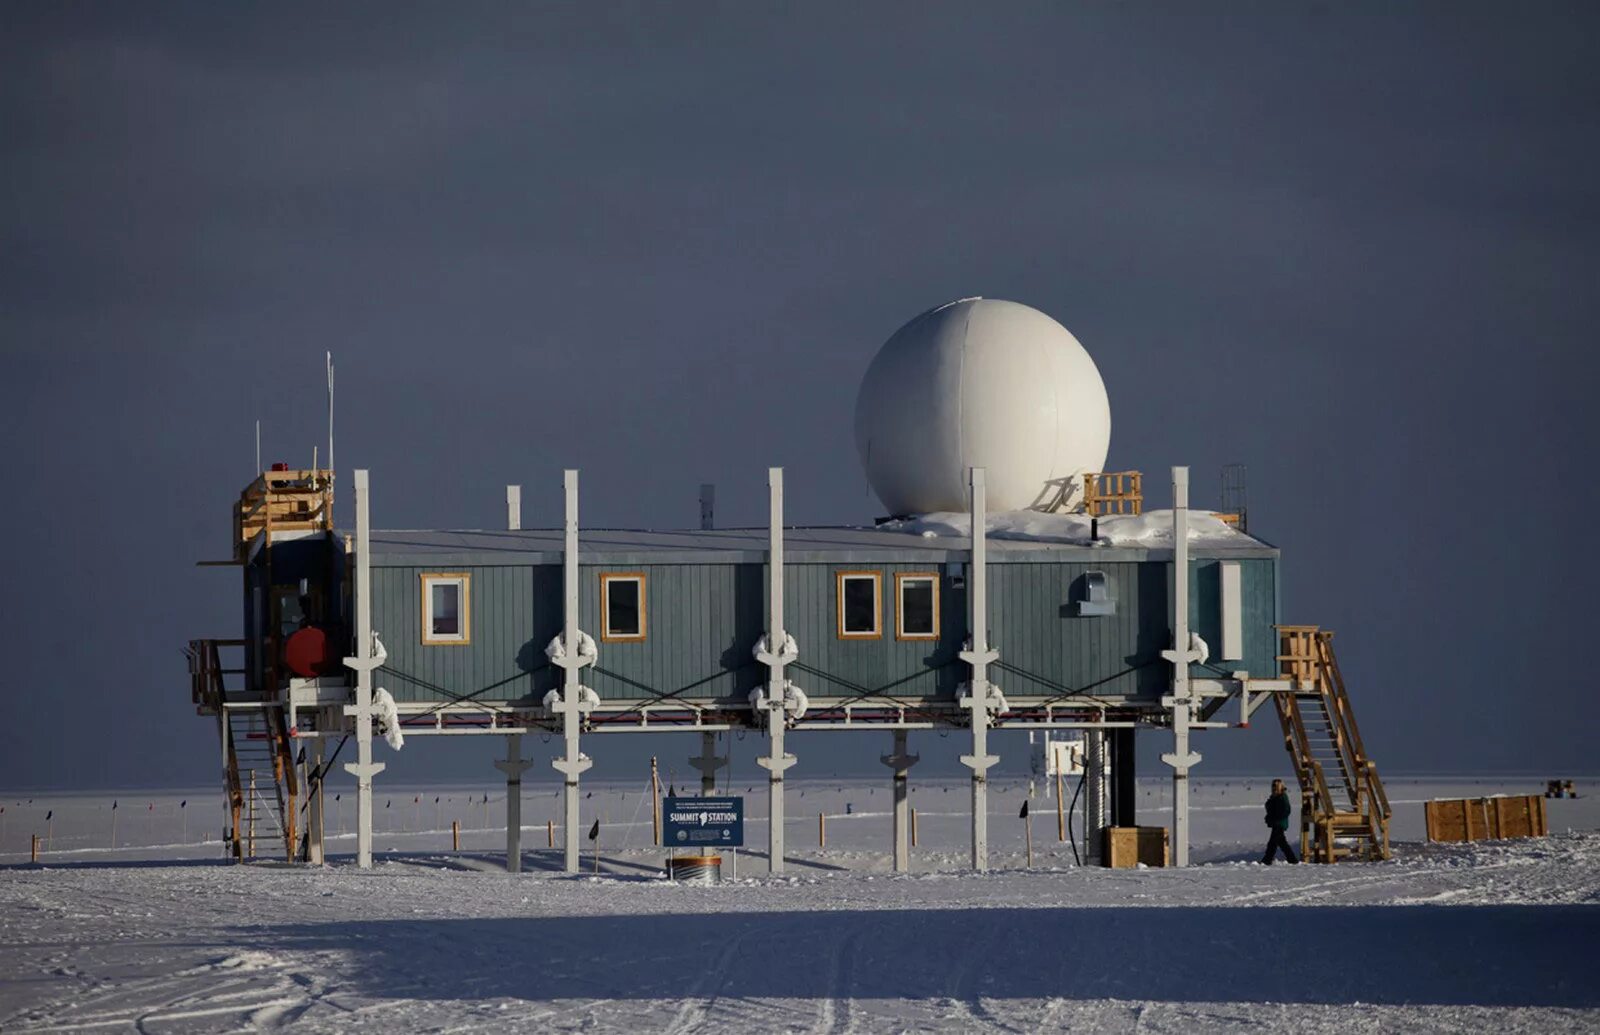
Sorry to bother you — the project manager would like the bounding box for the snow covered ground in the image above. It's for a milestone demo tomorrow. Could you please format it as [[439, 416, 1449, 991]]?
[[2, 777, 1597, 1032]]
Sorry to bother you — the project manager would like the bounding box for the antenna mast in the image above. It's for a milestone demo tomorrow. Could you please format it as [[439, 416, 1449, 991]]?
[[326, 352, 335, 476]]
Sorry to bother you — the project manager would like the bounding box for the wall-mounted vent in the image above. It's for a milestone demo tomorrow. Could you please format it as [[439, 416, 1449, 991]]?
[[1074, 570, 1115, 616]]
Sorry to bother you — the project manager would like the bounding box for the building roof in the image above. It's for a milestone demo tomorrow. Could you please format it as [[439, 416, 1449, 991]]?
[[363, 511, 1276, 566]]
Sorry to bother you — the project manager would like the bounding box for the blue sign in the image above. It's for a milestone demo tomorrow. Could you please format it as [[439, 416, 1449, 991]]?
[[663, 796, 744, 848]]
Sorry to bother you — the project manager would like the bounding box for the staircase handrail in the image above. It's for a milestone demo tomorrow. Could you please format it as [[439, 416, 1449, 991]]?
[[1315, 633, 1388, 820], [1364, 762, 1391, 822], [1315, 647, 1362, 809]]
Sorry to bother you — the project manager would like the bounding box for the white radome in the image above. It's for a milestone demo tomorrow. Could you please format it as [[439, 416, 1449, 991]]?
[[854, 298, 1111, 515]]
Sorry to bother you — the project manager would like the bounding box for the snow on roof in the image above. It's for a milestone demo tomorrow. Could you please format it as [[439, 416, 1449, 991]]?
[[362, 509, 1269, 564], [880, 509, 1255, 549]]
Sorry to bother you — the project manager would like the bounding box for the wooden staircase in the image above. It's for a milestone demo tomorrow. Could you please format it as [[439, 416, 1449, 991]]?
[[1274, 626, 1391, 863], [188, 639, 299, 861]]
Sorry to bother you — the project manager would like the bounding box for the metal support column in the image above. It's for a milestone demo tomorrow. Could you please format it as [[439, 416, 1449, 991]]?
[[1084, 728, 1107, 865], [1110, 727, 1137, 828], [689, 731, 726, 795], [1160, 465, 1201, 867], [550, 470, 594, 874], [882, 728, 919, 873], [341, 469, 384, 869], [307, 734, 326, 865], [959, 467, 999, 872], [495, 733, 532, 872], [755, 467, 795, 873]]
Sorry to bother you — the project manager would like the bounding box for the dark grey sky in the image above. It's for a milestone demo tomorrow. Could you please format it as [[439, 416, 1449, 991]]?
[[3, 3, 1596, 791]]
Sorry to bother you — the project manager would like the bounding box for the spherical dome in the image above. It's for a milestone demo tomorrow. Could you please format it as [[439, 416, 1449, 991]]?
[[854, 298, 1111, 515]]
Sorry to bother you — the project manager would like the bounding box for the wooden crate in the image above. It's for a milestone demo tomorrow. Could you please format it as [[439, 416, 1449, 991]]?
[[1104, 826, 1169, 868], [1425, 795, 1547, 843]]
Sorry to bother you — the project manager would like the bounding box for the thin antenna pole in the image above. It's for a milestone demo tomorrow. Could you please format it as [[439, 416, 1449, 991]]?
[[255, 420, 261, 475], [326, 352, 335, 475]]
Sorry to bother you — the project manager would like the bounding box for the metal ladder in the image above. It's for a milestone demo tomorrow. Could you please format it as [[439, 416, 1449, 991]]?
[[188, 639, 298, 862], [228, 708, 291, 860]]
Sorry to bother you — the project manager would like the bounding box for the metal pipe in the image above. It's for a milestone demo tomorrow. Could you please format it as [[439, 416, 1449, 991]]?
[[506, 485, 522, 531], [1160, 465, 1199, 868], [960, 467, 999, 872], [757, 467, 796, 873], [342, 469, 385, 869]]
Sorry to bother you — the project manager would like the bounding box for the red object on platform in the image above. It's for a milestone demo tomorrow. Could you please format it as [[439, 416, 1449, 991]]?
[[271, 462, 289, 472], [283, 626, 340, 678]]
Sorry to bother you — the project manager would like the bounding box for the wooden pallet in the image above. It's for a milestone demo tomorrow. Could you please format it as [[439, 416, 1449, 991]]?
[[1083, 471, 1143, 516], [1104, 826, 1169, 868], [1425, 795, 1547, 843]]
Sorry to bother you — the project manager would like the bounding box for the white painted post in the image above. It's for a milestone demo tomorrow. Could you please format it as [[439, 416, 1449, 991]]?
[[689, 731, 726, 795], [959, 467, 999, 872], [550, 470, 594, 874], [342, 469, 385, 869], [1160, 466, 1200, 868], [506, 485, 522, 531], [308, 734, 326, 865], [495, 733, 532, 872], [755, 467, 796, 873], [882, 728, 919, 873]]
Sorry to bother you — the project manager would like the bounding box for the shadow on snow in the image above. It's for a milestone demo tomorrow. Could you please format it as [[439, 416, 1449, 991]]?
[[258, 904, 1599, 1009]]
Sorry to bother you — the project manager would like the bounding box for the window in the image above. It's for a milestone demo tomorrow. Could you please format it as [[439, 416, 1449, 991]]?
[[601, 573, 647, 642], [895, 573, 939, 640], [420, 573, 470, 645], [836, 571, 882, 639]]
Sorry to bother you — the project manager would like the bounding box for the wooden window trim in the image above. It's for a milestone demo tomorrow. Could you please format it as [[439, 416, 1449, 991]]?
[[836, 570, 882, 640], [420, 572, 471, 646], [600, 572, 648, 642], [895, 572, 940, 641]]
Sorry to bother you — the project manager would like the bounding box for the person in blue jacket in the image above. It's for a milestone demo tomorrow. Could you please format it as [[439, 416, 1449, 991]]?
[[1262, 778, 1299, 864]]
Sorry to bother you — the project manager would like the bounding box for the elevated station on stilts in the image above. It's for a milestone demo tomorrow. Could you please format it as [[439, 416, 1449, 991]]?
[[188, 298, 1389, 871]]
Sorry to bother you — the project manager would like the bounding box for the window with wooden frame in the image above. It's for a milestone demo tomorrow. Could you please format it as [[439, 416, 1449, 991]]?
[[895, 572, 940, 640], [600, 573, 647, 642], [420, 573, 470, 645], [836, 570, 882, 640]]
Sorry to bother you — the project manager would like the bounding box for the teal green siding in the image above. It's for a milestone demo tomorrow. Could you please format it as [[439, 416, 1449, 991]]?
[[988, 562, 1171, 698], [780, 564, 965, 703], [581, 564, 763, 702], [367, 555, 1279, 705], [1190, 559, 1278, 679], [372, 564, 561, 705]]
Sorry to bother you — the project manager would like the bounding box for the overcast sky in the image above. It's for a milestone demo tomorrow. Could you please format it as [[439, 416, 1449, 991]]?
[[2, 3, 1596, 793]]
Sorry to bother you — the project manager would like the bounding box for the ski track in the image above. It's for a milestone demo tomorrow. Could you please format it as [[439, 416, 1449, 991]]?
[[662, 925, 752, 1035]]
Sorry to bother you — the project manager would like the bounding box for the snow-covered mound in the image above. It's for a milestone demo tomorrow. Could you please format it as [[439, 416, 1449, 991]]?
[[880, 508, 1250, 548]]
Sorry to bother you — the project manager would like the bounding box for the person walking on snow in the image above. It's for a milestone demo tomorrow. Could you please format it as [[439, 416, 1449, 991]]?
[[1262, 778, 1299, 864]]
